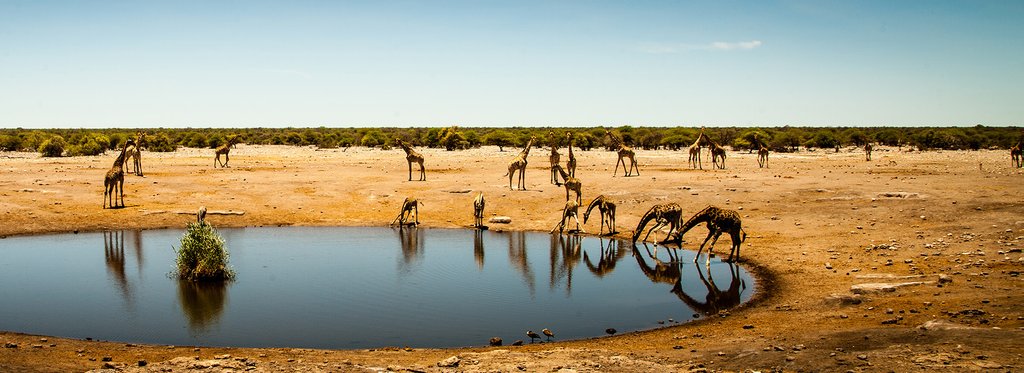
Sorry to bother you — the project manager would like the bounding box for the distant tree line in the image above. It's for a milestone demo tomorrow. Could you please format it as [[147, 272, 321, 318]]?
[[0, 125, 1020, 157]]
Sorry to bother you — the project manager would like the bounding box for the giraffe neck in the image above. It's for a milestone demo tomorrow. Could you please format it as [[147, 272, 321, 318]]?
[[680, 207, 715, 235]]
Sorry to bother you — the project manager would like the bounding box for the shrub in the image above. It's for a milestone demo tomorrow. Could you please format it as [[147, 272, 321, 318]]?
[[38, 136, 66, 157], [66, 138, 108, 156], [175, 222, 235, 281], [0, 135, 23, 151], [147, 134, 177, 152]]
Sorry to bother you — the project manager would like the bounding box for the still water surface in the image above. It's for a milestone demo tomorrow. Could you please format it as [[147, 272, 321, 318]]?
[[0, 227, 754, 348]]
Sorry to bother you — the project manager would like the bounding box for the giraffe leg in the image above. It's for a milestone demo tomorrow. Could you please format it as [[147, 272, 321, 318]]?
[[728, 230, 742, 262], [573, 213, 584, 233], [408, 161, 413, 181], [225, 153, 230, 167], [693, 229, 715, 263], [707, 231, 723, 265], [419, 162, 426, 181]]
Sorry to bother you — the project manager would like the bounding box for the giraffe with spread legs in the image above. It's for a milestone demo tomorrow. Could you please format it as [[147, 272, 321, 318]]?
[[395, 138, 426, 181], [677, 206, 747, 265], [565, 132, 577, 178], [551, 200, 585, 234], [554, 166, 581, 204], [865, 142, 873, 161], [214, 136, 241, 168], [605, 131, 639, 176], [547, 131, 563, 185], [1010, 140, 1022, 168], [631, 203, 683, 244], [504, 136, 536, 190], [390, 197, 422, 227], [583, 195, 616, 235], [473, 192, 485, 228], [103, 139, 136, 209], [124, 132, 146, 176]]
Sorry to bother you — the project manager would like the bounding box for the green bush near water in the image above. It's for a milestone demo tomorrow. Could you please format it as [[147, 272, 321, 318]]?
[[175, 222, 235, 281]]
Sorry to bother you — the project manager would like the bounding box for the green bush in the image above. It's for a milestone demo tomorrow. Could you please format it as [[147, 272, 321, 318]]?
[[66, 138, 108, 156], [38, 136, 66, 157], [175, 222, 235, 281], [147, 134, 177, 152], [0, 135, 23, 151]]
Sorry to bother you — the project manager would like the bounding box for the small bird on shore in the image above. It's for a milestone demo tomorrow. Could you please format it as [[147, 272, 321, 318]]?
[[527, 330, 541, 343], [542, 328, 554, 341]]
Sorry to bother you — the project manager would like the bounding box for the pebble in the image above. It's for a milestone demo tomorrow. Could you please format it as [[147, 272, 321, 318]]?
[[489, 337, 502, 346]]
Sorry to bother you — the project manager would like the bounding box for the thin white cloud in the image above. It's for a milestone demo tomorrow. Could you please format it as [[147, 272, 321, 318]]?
[[710, 40, 763, 50], [638, 40, 764, 54]]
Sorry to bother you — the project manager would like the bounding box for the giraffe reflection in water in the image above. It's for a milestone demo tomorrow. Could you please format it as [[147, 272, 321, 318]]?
[[548, 233, 582, 295], [674, 260, 747, 316], [473, 229, 485, 270], [103, 231, 132, 306], [395, 226, 424, 273], [507, 231, 535, 296], [631, 242, 748, 316], [583, 238, 627, 278]]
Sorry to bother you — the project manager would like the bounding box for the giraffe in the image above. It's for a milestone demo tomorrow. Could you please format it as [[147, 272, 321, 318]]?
[[631, 203, 683, 244], [864, 142, 873, 161], [390, 197, 422, 227], [605, 131, 639, 177], [688, 127, 707, 169], [395, 138, 426, 181], [103, 139, 136, 209], [125, 132, 146, 176], [554, 166, 582, 204], [677, 206, 747, 264], [473, 192, 485, 228], [214, 136, 241, 168], [701, 132, 727, 169], [582, 195, 616, 235], [504, 136, 536, 190], [565, 132, 577, 178], [550, 199, 585, 234], [547, 131, 563, 185], [755, 134, 769, 168], [1010, 140, 1022, 168]]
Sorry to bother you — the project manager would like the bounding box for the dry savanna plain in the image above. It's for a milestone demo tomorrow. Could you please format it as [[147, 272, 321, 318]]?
[[1, 144, 1023, 372]]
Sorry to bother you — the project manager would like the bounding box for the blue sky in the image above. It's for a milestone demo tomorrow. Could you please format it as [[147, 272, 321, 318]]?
[[0, 0, 1021, 128]]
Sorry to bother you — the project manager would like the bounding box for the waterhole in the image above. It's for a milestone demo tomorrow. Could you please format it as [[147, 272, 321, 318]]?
[[0, 227, 755, 348]]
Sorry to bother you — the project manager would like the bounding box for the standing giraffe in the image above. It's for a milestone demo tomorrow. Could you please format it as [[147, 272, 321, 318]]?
[[688, 127, 707, 169], [555, 167, 582, 204], [605, 131, 639, 177], [124, 132, 146, 176], [547, 131, 562, 185], [678, 206, 747, 265], [103, 139, 136, 209], [395, 138, 426, 181], [1010, 141, 1022, 168], [504, 136, 536, 190], [754, 134, 769, 168], [550, 200, 585, 234], [473, 192, 485, 228], [214, 136, 241, 168], [565, 132, 577, 178], [631, 203, 683, 244], [583, 195, 616, 235], [701, 132, 727, 169], [864, 142, 873, 161]]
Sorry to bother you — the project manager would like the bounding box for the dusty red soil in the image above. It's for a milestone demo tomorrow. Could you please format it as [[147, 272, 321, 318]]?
[[1, 144, 1022, 372]]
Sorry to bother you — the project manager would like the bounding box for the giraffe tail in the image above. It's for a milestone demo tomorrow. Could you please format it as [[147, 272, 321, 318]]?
[[741, 228, 747, 243]]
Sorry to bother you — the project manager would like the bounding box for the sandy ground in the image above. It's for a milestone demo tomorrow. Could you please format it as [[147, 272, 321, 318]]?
[[1, 144, 1023, 372]]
